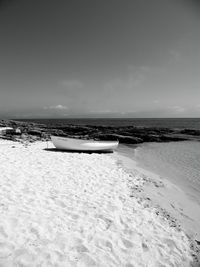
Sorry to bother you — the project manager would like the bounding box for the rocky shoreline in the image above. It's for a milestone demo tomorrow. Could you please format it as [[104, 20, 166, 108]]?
[[1, 119, 200, 144]]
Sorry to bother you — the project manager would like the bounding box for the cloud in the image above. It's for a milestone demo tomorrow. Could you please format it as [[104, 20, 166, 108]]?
[[60, 80, 83, 89], [168, 105, 185, 113], [89, 109, 113, 114], [103, 66, 150, 94], [44, 104, 68, 110], [57, 79, 84, 99], [196, 104, 200, 109]]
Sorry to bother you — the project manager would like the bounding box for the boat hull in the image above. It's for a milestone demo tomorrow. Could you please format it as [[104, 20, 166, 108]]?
[[51, 136, 118, 151]]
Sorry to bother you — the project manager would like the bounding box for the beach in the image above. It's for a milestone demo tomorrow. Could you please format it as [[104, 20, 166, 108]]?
[[0, 139, 198, 266]]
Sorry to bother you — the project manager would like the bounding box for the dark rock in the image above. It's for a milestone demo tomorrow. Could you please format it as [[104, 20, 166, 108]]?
[[180, 129, 200, 136], [1, 119, 200, 145], [94, 134, 143, 144], [159, 135, 188, 142], [27, 130, 42, 136]]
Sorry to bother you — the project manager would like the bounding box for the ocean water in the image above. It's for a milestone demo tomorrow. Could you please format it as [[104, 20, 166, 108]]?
[[120, 141, 200, 204], [15, 117, 200, 129]]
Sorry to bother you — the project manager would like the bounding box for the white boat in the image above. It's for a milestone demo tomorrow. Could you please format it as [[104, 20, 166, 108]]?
[[51, 136, 119, 152]]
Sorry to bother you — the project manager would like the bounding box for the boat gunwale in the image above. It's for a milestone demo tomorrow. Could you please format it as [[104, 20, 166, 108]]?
[[51, 135, 119, 144]]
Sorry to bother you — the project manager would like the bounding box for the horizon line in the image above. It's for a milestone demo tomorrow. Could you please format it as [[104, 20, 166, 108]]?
[[8, 117, 200, 120]]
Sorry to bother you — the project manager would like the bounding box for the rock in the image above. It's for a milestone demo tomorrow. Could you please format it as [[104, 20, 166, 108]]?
[[94, 134, 143, 144], [27, 130, 42, 137], [1, 119, 200, 145], [160, 135, 188, 142], [180, 129, 200, 136]]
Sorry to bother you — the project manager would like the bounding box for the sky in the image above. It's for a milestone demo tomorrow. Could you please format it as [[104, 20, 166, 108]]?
[[0, 0, 200, 118]]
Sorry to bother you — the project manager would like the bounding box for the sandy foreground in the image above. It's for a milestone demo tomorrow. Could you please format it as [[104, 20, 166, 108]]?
[[0, 140, 196, 266]]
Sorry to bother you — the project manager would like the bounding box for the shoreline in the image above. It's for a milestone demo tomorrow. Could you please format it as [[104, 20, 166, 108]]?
[[1, 119, 200, 145], [114, 149, 200, 265]]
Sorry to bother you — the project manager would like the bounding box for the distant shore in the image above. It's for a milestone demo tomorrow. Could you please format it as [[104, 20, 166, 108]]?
[[1, 119, 200, 145]]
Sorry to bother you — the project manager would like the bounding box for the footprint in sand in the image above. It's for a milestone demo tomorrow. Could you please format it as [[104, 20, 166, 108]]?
[[0, 243, 13, 259], [142, 242, 149, 252], [95, 238, 114, 252], [0, 226, 8, 239], [14, 248, 36, 264], [30, 227, 40, 239], [95, 215, 112, 230], [68, 213, 79, 220], [75, 244, 89, 253], [118, 238, 134, 250], [55, 200, 67, 208], [77, 253, 97, 267]]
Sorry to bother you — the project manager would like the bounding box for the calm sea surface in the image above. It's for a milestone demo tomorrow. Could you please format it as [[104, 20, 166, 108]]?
[[119, 141, 200, 204], [16, 118, 200, 129]]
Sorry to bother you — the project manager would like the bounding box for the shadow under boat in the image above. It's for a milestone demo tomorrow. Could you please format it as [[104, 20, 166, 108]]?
[[43, 148, 113, 154]]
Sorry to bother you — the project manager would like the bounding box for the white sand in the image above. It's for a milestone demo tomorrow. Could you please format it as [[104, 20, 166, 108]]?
[[0, 140, 194, 266]]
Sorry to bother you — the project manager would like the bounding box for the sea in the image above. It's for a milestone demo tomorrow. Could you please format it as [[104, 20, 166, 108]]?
[[119, 141, 200, 203], [16, 117, 200, 129], [17, 118, 200, 202]]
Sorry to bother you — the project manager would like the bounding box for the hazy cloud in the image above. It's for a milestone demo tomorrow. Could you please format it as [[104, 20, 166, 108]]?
[[60, 80, 83, 89], [153, 99, 160, 104], [44, 104, 68, 110], [168, 106, 185, 113], [104, 66, 150, 93], [89, 109, 113, 114]]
